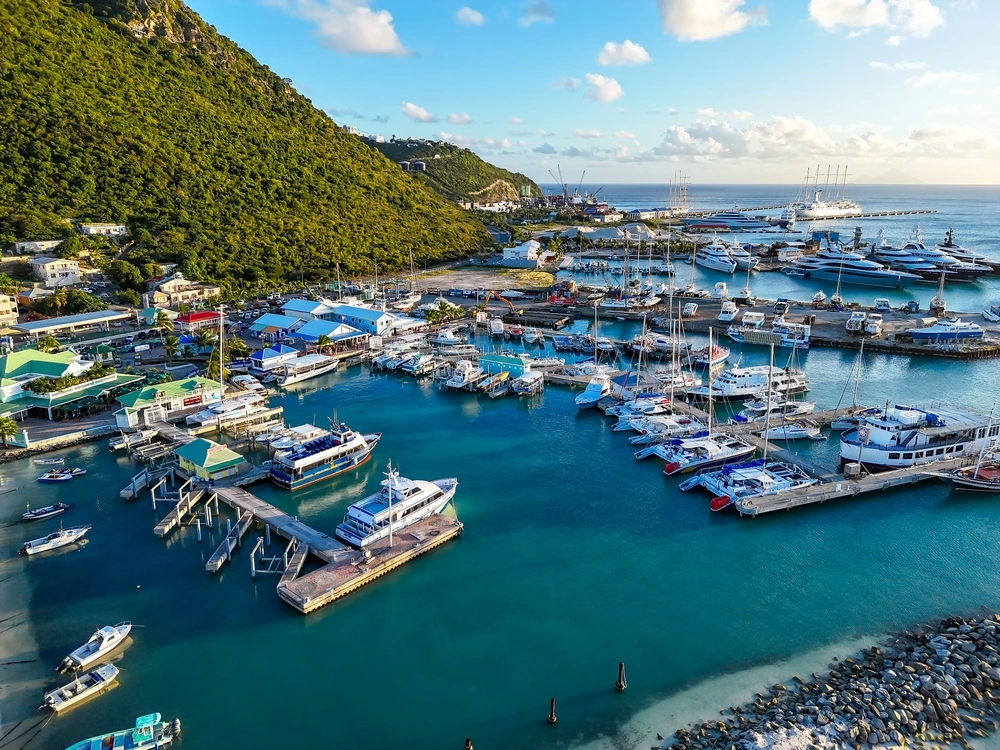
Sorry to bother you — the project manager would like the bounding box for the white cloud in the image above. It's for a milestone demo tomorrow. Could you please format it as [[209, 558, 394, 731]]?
[[906, 69, 977, 86], [667, 107, 679, 115], [537, 128, 555, 137], [614, 130, 636, 140], [808, 0, 945, 39], [436, 132, 516, 149], [455, 6, 484, 25], [552, 77, 581, 91], [518, 0, 555, 27], [731, 109, 752, 120], [696, 107, 718, 118], [447, 112, 472, 124], [597, 40, 652, 66], [869, 59, 926, 69], [572, 128, 603, 138], [657, 0, 766, 41], [585, 73, 623, 102], [401, 102, 438, 122], [509, 116, 524, 124], [265, 0, 408, 55], [886, 34, 901, 44]]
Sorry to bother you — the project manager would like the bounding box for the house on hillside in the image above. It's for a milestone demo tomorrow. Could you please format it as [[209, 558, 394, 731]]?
[[150, 273, 221, 307], [79, 223, 127, 236], [12, 239, 63, 255], [30, 257, 81, 288]]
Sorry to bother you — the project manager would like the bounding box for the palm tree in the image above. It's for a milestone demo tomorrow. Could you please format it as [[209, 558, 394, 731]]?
[[227, 337, 249, 361], [35, 335, 61, 353], [193, 327, 216, 352], [182, 344, 195, 360], [163, 335, 180, 364], [153, 311, 174, 342], [315, 333, 333, 355], [0, 416, 18, 448], [52, 287, 68, 312], [206, 349, 228, 382]]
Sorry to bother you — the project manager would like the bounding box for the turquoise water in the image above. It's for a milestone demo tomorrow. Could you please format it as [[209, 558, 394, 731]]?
[[3, 186, 1000, 749]]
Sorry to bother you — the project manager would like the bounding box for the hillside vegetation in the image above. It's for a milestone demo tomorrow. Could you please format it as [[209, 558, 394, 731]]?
[[0, 0, 492, 289], [374, 141, 540, 203]]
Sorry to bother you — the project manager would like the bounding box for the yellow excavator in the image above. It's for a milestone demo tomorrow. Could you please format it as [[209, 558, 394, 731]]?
[[475, 290, 524, 315]]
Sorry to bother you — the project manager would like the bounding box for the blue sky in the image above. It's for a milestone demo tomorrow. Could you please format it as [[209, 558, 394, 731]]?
[[186, 0, 997, 184]]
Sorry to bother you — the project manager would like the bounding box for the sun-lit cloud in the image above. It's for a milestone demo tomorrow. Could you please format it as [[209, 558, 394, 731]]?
[[572, 128, 603, 138], [905, 69, 977, 86], [597, 40, 652, 66], [657, 0, 766, 41], [509, 116, 524, 124], [518, 0, 555, 27], [584, 73, 623, 102], [614, 130, 636, 140], [886, 34, 902, 44], [401, 102, 438, 122], [808, 0, 945, 39], [455, 6, 484, 25], [869, 59, 926, 70], [263, 0, 409, 55]]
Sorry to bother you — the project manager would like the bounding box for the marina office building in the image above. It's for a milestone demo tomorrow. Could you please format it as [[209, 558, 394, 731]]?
[[114, 376, 223, 429]]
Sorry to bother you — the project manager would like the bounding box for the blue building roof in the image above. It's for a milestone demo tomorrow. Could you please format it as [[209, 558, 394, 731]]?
[[333, 305, 393, 322], [294, 320, 365, 343], [249, 343, 297, 361], [248, 313, 302, 333]]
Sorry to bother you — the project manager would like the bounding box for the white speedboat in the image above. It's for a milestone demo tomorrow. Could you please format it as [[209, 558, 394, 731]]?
[[65, 713, 180, 750], [444, 360, 485, 390], [34, 457, 65, 465], [433, 328, 463, 346], [760, 421, 826, 441], [694, 239, 737, 274], [575, 375, 612, 409], [44, 663, 120, 712], [658, 434, 756, 475], [718, 301, 738, 322], [487, 318, 505, 337], [605, 395, 673, 418], [522, 328, 541, 344], [21, 525, 90, 556], [335, 463, 458, 548], [58, 622, 131, 673], [679, 459, 816, 507], [22, 502, 70, 521]]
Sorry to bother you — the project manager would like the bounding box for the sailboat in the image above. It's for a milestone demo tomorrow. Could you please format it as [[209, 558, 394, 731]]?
[[934, 409, 1000, 492], [829, 340, 883, 430]]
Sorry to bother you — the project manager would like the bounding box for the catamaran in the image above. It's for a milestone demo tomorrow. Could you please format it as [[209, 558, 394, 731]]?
[[64, 713, 181, 750], [21, 525, 90, 555], [58, 622, 131, 672], [679, 458, 816, 510], [269, 421, 381, 490], [44, 663, 119, 713], [335, 462, 458, 548]]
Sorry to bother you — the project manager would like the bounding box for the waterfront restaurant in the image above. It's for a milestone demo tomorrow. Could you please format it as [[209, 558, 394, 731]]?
[[247, 343, 299, 374], [114, 376, 223, 429]]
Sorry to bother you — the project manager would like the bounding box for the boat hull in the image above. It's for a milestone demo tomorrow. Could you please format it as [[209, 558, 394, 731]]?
[[794, 268, 913, 288]]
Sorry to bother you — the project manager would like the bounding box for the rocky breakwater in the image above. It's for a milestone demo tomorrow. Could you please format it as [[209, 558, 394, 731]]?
[[667, 615, 1000, 750]]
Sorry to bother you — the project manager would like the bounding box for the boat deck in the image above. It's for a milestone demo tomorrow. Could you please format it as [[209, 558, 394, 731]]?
[[278, 515, 463, 614]]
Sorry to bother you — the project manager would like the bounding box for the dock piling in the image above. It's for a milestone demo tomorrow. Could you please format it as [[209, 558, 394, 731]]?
[[547, 698, 557, 724], [196, 518, 202, 543], [265, 524, 271, 547], [464, 740, 473, 750], [227, 518, 232, 537], [615, 662, 627, 692]]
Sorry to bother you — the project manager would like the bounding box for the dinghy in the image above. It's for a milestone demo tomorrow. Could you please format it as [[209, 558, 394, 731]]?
[[43, 663, 119, 713], [34, 457, 65, 465]]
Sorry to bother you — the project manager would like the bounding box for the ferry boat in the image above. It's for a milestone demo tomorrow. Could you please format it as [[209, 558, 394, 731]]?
[[21, 502, 70, 521], [839, 404, 999, 469], [64, 712, 181, 750], [678, 459, 816, 505], [277, 353, 339, 386], [575, 375, 612, 409], [334, 463, 458, 549], [658, 434, 757, 475], [907, 318, 984, 343], [186, 392, 267, 426], [786, 246, 920, 288], [58, 623, 131, 672], [21, 525, 90, 555], [44, 663, 119, 712], [687, 364, 809, 400], [694, 240, 737, 273], [269, 422, 381, 490]]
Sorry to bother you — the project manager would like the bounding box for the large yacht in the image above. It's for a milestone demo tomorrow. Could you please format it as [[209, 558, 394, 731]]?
[[786, 246, 920, 288], [687, 364, 809, 400], [839, 404, 998, 469], [935, 228, 994, 266], [898, 228, 991, 282], [269, 421, 381, 490], [681, 210, 772, 232], [694, 239, 737, 273], [907, 318, 984, 343], [335, 464, 458, 548], [726, 243, 760, 271], [869, 231, 950, 281]]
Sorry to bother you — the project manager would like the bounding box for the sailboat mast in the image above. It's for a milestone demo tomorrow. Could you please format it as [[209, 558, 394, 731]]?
[[707, 328, 713, 433], [763, 344, 774, 463], [850, 339, 864, 411], [973, 407, 995, 480], [218, 305, 224, 395], [387, 462, 394, 547]]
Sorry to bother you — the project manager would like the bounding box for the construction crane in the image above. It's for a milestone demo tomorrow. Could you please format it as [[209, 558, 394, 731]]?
[[576, 171, 586, 198], [545, 164, 568, 200]]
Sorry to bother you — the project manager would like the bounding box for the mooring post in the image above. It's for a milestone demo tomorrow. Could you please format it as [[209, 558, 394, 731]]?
[[615, 662, 627, 692], [547, 698, 557, 724], [227, 518, 232, 537], [250, 549, 256, 579], [205, 503, 212, 529], [265, 524, 271, 547], [196, 518, 202, 543]]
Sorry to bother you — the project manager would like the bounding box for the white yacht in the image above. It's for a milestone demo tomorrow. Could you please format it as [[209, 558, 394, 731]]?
[[900, 227, 991, 282], [186, 392, 267, 426], [787, 246, 920, 288], [679, 458, 816, 508], [278, 353, 339, 386], [908, 318, 984, 343], [575, 375, 612, 409], [335, 464, 458, 548], [487, 318, 505, 337], [522, 328, 541, 345], [694, 239, 737, 273], [760, 420, 826, 441], [437, 343, 479, 357], [432, 328, 463, 346], [718, 301, 738, 322], [727, 244, 760, 271], [45, 663, 120, 712], [687, 364, 809, 401], [839, 404, 999, 469], [21, 525, 91, 556], [730, 395, 816, 423], [444, 360, 485, 390], [935, 228, 993, 265], [59, 622, 132, 672], [657, 434, 757, 475]]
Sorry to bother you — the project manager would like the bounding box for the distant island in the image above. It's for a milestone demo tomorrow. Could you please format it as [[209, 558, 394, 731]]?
[[854, 169, 925, 185]]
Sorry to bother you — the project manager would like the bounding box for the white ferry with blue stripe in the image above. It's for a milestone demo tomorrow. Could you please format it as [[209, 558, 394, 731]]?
[[269, 421, 381, 490]]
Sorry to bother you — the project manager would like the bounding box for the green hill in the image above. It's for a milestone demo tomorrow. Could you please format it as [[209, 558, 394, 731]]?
[[373, 140, 540, 203], [0, 0, 492, 289]]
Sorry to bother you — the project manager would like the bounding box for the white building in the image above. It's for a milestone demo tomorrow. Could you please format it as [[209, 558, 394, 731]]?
[[591, 212, 623, 224], [79, 223, 127, 236], [29, 257, 81, 288], [0, 295, 18, 327], [501, 240, 541, 268], [12, 239, 63, 255]]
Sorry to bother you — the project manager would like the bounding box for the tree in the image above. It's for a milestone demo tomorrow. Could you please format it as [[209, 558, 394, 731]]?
[[193, 327, 216, 351], [105, 260, 145, 291], [35, 335, 60, 353], [182, 344, 195, 360], [117, 289, 140, 307], [57, 234, 82, 258], [163, 334, 180, 363], [63, 289, 107, 314], [315, 333, 332, 354], [51, 286, 68, 312], [226, 337, 249, 361], [205, 348, 228, 382], [153, 310, 174, 342], [0, 416, 17, 448], [0, 273, 18, 295]]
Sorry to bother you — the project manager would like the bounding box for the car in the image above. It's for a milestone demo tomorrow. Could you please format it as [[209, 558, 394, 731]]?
[[773, 300, 790, 315], [123, 336, 134, 344], [111, 321, 123, 328]]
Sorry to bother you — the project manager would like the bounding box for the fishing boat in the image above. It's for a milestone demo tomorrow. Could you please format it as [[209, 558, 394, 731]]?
[[44, 664, 119, 713], [334, 462, 458, 549], [21, 524, 90, 555], [718, 301, 738, 322], [907, 318, 984, 343], [58, 622, 132, 672], [840, 404, 998, 469], [760, 420, 826, 441], [22, 502, 70, 521], [487, 318, 506, 338], [269, 422, 381, 490], [277, 353, 339, 386], [34, 457, 65, 465], [64, 713, 181, 750], [679, 458, 816, 503], [575, 375, 612, 409]]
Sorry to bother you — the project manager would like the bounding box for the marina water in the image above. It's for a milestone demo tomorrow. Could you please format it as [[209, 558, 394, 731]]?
[[3, 184, 1000, 750]]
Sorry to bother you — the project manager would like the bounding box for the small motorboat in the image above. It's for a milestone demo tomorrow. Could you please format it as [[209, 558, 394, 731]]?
[[34, 457, 65, 465], [760, 421, 826, 441], [22, 502, 70, 522], [43, 663, 119, 713], [21, 525, 90, 556], [812, 291, 827, 304], [710, 495, 734, 512], [69, 467, 87, 477], [58, 622, 132, 673], [64, 713, 181, 750], [38, 470, 73, 483]]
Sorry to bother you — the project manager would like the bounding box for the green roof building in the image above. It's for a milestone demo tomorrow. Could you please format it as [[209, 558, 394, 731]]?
[[115, 377, 223, 430], [174, 438, 246, 481]]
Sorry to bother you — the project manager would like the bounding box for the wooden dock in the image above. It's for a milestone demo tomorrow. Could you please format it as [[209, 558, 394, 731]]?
[[153, 486, 206, 537], [206, 509, 254, 573], [735, 456, 973, 516], [277, 515, 463, 614]]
